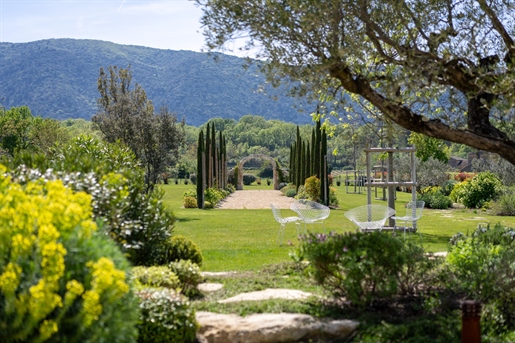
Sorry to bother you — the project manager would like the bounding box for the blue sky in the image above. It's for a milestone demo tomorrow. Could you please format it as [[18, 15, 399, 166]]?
[[0, 0, 211, 52]]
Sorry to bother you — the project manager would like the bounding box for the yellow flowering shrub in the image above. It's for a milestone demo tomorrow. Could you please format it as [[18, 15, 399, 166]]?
[[0, 167, 139, 343]]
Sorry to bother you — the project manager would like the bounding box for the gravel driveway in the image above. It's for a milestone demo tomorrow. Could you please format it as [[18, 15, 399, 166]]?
[[216, 190, 295, 209]]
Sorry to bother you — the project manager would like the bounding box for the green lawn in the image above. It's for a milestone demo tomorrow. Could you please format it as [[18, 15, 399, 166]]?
[[162, 183, 515, 271]]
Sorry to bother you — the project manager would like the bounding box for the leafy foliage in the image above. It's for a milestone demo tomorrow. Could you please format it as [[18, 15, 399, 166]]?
[[0, 170, 139, 343], [304, 175, 321, 202], [155, 235, 203, 267], [136, 288, 198, 343], [299, 231, 438, 307], [168, 260, 204, 297], [491, 191, 515, 216], [418, 187, 452, 209], [447, 223, 515, 334], [0, 106, 69, 157], [131, 266, 181, 289], [450, 172, 503, 208]]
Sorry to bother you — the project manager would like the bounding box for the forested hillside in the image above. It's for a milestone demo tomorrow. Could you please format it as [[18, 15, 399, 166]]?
[[0, 39, 312, 126]]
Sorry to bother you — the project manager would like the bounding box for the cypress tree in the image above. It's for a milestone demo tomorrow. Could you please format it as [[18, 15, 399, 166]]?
[[311, 129, 316, 176], [197, 130, 205, 209], [295, 126, 302, 189], [315, 120, 321, 178], [205, 123, 212, 188], [212, 123, 217, 187]]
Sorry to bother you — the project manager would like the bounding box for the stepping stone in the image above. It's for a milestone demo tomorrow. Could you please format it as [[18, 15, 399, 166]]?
[[198, 283, 224, 292], [196, 311, 359, 343], [218, 288, 312, 303]]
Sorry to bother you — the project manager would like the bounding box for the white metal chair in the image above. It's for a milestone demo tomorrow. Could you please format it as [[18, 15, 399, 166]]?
[[344, 204, 396, 232], [290, 199, 330, 232], [392, 201, 425, 239], [270, 203, 302, 245]]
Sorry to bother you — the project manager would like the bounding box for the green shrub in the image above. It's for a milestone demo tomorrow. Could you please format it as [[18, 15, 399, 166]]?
[[155, 235, 203, 266], [449, 180, 468, 204], [136, 288, 198, 343], [295, 185, 309, 199], [183, 196, 197, 208], [205, 187, 224, 205], [299, 231, 437, 307], [418, 186, 452, 209], [132, 266, 180, 289], [168, 260, 204, 297], [225, 184, 236, 193], [304, 175, 321, 201], [441, 179, 458, 196], [446, 223, 515, 333], [491, 191, 515, 216], [280, 183, 296, 195], [285, 188, 297, 197], [329, 186, 339, 206], [450, 172, 503, 208], [242, 173, 256, 185], [0, 171, 139, 343]]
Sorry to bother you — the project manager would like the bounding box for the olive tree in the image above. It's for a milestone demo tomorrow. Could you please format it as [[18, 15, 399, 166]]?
[[197, 0, 515, 165], [93, 66, 185, 190]]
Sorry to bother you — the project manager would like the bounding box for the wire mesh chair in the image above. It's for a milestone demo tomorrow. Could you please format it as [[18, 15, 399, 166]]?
[[392, 201, 425, 239], [344, 204, 396, 232], [290, 199, 330, 232], [270, 203, 302, 245]]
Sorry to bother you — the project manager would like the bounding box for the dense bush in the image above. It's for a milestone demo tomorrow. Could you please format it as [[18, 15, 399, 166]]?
[[183, 196, 197, 208], [242, 173, 257, 185], [440, 179, 458, 196], [450, 172, 503, 208], [299, 231, 438, 307], [304, 175, 321, 201], [491, 191, 515, 216], [136, 288, 198, 343], [446, 223, 515, 334], [285, 188, 297, 197], [0, 171, 139, 342], [418, 186, 452, 209], [204, 187, 226, 205], [132, 266, 180, 289], [155, 235, 203, 266], [168, 260, 204, 297]]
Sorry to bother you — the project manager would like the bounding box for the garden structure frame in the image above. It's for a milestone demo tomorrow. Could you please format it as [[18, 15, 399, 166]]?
[[365, 147, 417, 228], [237, 154, 280, 190]]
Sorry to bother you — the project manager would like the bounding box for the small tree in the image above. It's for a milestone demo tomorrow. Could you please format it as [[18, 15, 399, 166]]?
[[93, 65, 185, 191]]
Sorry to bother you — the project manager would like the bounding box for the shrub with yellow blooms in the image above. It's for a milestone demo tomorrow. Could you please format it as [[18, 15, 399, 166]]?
[[0, 165, 139, 343]]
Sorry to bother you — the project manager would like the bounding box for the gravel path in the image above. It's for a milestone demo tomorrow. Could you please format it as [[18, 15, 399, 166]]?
[[216, 190, 294, 209]]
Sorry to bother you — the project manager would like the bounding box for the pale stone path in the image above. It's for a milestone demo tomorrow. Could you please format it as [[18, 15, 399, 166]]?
[[216, 190, 294, 209]]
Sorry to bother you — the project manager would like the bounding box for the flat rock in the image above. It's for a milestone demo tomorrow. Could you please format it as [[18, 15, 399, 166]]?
[[218, 288, 312, 303], [198, 283, 224, 292], [196, 311, 359, 343]]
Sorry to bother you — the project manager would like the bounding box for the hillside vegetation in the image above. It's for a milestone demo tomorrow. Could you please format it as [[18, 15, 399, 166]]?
[[0, 39, 311, 126]]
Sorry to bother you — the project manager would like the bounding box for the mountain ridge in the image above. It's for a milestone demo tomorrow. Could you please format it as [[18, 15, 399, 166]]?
[[0, 38, 313, 126]]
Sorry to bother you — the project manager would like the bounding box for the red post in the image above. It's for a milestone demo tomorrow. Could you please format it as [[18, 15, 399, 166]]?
[[461, 300, 481, 343]]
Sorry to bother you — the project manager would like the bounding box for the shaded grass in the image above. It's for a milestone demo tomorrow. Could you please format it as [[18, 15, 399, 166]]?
[[162, 183, 515, 271]]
